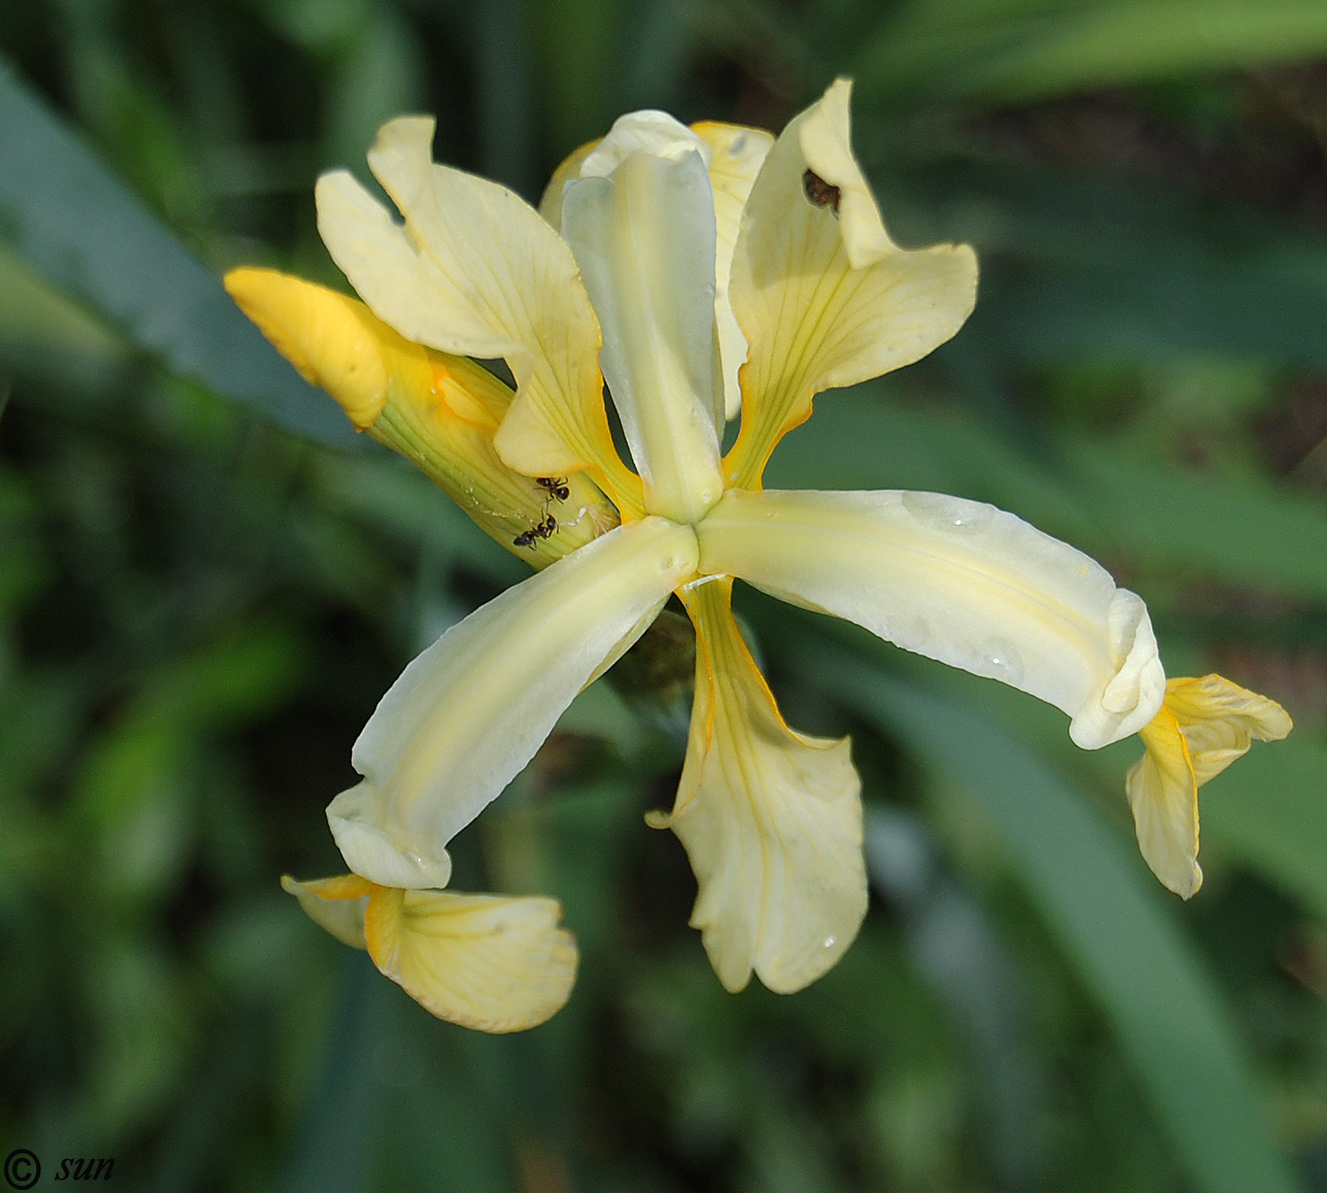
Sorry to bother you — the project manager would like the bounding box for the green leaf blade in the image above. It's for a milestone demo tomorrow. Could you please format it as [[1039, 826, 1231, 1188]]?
[[824, 659, 1304, 1193], [0, 61, 353, 446]]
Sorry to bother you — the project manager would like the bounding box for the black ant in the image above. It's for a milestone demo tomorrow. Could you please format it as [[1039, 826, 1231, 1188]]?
[[513, 477, 570, 549], [535, 476, 570, 502], [513, 514, 557, 549]]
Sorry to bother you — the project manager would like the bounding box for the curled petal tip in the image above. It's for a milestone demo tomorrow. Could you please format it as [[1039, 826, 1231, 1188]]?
[[327, 779, 455, 890], [284, 875, 578, 1031]]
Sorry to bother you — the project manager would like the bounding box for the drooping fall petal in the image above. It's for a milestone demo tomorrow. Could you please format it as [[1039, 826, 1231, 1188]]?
[[314, 115, 641, 513], [327, 517, 699, 889], [281, 876, 577, 1032], [696, 487, 1165, 748], [365, 886, 577, 1032], [1126, 674, 1293, 898], [725, 78, 978, 487], [648, 578, 866, 994]]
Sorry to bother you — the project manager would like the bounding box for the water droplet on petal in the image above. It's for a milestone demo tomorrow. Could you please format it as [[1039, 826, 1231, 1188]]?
[[983, 638, 1024, 686], [823, 935, 837, 949], [901, 491, 993, 534]]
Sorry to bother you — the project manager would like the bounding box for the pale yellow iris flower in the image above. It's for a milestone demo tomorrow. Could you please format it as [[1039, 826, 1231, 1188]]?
[[226, 79, 1289, 1031]]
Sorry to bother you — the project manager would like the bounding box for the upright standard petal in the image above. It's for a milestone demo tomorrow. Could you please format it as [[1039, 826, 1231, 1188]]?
[[648, 578, 866, 994], [1126, 675, 1292, 898], [544, 118, 773, 428], [315, 116, 641, 514], [225, 267, 617, 566], [692, 122, 775, 423], [697, 488, 1165, 748], [725, 79, 978, 487], [281, 876, 578, 1031], [328, 517, 699, 888], [562, 114, 725, 523]]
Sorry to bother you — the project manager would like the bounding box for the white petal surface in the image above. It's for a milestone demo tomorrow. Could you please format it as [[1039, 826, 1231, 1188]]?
[[651, 578, 866, 993], [543, 118, 774, 427], [366, 887, 578, 1032], [697, 488, 1165, 748], [328, 517, 699, 888], [580, 110, 713, 174], [562, 131, 724, 522], [726, 79, 977, 486], [315, 117, 637, 507]]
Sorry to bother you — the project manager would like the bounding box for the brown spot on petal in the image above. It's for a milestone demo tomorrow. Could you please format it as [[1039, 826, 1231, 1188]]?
[[802, 169, 841, 214]]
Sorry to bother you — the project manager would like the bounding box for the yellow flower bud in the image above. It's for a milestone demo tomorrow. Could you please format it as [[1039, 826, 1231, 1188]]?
[[225, 267, 618, 566]]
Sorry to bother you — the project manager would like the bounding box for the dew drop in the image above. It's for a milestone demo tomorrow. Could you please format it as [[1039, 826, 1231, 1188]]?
[[901, 491, 993, 534], [982, 638, 1024, 686], [822, 935, 837, 949]]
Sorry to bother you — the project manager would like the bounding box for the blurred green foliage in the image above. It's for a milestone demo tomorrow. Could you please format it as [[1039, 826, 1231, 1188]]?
[[2, 0, 1327, 1190]]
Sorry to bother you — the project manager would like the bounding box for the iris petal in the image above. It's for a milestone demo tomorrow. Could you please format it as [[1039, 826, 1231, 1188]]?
[[691, 122, 775, 422], [281, 876, 577, 1031], [649, 578, 866, 994], [696, 488, 1165, 748], [281, 874, 372, 948], [563, 122, 725, 522], [542, 119, 775, 428], [1127, 675, 1292, 898], [725, 79, 977, 487], [315, 116, 641, 512], [328, 517, 699, 888], [365, 886, 578, 1032]]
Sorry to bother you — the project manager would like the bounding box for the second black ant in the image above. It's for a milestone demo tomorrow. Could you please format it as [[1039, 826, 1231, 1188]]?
[[513, 514, 558, 549], [535, 476, 570, 501], [513, 477, 571, 549]]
